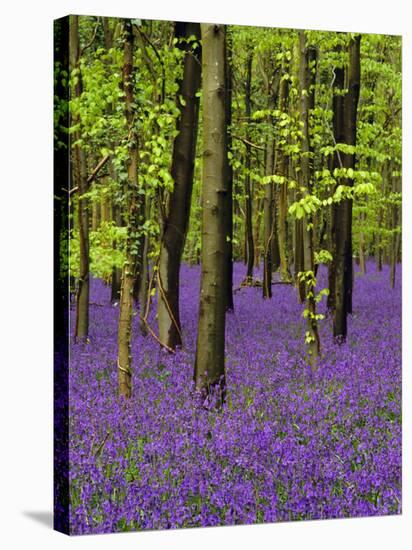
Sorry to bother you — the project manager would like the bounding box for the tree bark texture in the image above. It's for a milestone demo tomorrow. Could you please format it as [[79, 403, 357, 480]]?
[[194, 23, 228, 406], [117, 20, 143, 398], [244, 51, 254, 281], [277, 71, 292, 282], [157, 22, 202, 350], [70, 15, 90, 341], [224, 27, 234, 312], [333, 35, 361, 339], [299, 31, 320, 367]]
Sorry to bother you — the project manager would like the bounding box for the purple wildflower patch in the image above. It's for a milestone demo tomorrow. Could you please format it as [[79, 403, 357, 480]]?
[[68, 261, 401, 534]]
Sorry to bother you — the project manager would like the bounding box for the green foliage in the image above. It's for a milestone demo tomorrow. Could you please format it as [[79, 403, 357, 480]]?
[[70, 222, 126, 280]]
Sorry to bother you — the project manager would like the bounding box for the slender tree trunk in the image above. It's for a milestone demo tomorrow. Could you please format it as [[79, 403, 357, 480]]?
[[254, 205, 263, 269], [244, 52, 254, 281], [194, 23, 228, 407], [299, 31, 320, 368], [333, 35, 361, 339], [101, 190, 111, 223], [375, 164, 386, 271], [277, 72, 291, 282], [359, 210, 366, 275], [91, 200, 100, 231], [139, 191, 151, 334], [294, 218, 305, 302], [70, 15, 90, 341], [291, 39, 306, 304], [263, 112, 275, 297], [390, 173, 401, 289], [157, 22, 201, 350], [224, 27, 234, 311], [100, 24, 123, 303], [117, 20, 143, 398], [111, 166, 122, 302], [328, 57, 345, 312], [375, 205, 383, 272], [271, 185, 280, 273]]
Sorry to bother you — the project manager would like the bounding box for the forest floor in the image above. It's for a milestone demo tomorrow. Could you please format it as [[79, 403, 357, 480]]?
[[67, 261, 401, 534]]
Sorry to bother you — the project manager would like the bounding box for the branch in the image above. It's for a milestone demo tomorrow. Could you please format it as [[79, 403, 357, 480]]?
[[87, 154, 111, 184], [232, 134, 265, 151], [134, 25, 166, 103], [80, 18, 101, 57]]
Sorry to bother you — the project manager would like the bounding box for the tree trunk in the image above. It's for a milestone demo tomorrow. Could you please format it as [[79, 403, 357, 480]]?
[[294, 220, 305, 303], [244, 51, 254, 281], [157, 22, 201, 350], [277, 71, 291, 282], [70, 15, 89, 341], [271, 185, 280, 273], [139, 191, 151, 334], [224, 27, 234, 311], [299, 31, 320, 369], [359, 210, 366, 276], [333, 35, 361, 339], [263, 113, 275, 297], [375, 203, 383, 272], [390, 173, 401, 289], [328, 56, 345, 312], [254, 202, 263, 269], [91, 200, 100, 231], [117, 20, 143, 398], [194, 23, 228, 407], [111, 165, 122, 303]]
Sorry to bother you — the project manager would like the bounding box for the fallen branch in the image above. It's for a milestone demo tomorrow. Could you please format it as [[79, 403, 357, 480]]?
[[93, 431, 110, 458], [234, 278, 263, 293], [234, 278, 293, 293]]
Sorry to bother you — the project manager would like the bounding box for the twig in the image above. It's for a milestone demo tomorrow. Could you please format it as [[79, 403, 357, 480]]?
[[156, 268, 184, 344], [134, 25, 166, 103], [141, 258, 175, 354], [232, 134, 265, 151]]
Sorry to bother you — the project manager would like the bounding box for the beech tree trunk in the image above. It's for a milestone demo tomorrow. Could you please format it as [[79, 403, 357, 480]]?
[[333, 35, 361, 339], [111, 169, 122, 303], [299, 31, 320, 368], [139, 190, 151, 335], [294, 218, 305, 302], [157, 22, 201, 350], [194, 23, 228, 406], [244, 51, 254, 281], [390, 172, 401, 289], [359, 210, 366, 276], [224, 27, 234, 311], [327, 56, 344, 312], [277, 69, 291, 282], [263, 110, 275, 298], [117, 20, 143, 398], [70, 15, 89, 341]]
